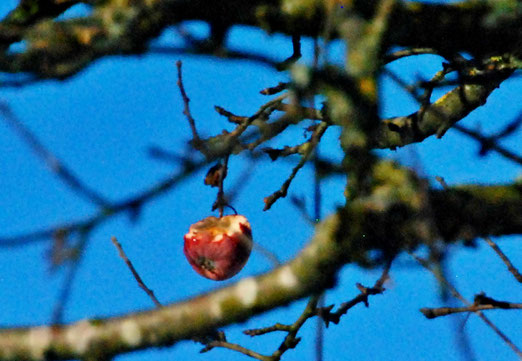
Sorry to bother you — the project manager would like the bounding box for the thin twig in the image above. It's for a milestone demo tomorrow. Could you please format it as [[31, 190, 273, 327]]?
[[176, 60, 205, 153], [110, 236, 162, 308], [149, 45, 278, 69], [321, 259, 392, 326], [214, 105, 248, 124], [260, 82, 289, 95], [253, 242, 281, 268], [0, 156, 208, 248], [411, 252, 522, 358], [51, 231, 90, 324], [263, 121, 328, 211], [453, 124, 522, 165], [243, 323, 292, 337], [383, 47, 440, 64], [313, 125, 324, 361], [483, 237, 522, 283], [205, 295, 321, 360], [201, 340, 271, 361], [273, 295, 321, 360], [273, 103, 323, 120], [0, 102, 108, 207], [421, 303, 522, 319], [0, 95, 288, 248]]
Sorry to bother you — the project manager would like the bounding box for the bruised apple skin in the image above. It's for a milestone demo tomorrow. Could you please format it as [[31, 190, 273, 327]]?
[[183, 215, 253, 281]]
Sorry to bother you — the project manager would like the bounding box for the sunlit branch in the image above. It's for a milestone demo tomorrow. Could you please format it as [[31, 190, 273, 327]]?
[[381, 59, 519, 163], [0, 1, 519, 80]]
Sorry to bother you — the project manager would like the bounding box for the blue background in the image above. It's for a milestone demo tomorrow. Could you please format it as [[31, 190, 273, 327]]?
[[0, 1, 520, 360]]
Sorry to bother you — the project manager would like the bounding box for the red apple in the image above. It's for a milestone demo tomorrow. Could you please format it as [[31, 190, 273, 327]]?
[[183, 215, 253, 281]]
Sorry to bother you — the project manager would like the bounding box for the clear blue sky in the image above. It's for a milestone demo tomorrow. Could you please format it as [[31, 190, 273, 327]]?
[[0, 1, 520, 361]]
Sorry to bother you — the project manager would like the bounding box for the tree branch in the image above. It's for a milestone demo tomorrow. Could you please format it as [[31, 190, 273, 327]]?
[[0, 173, 520, 360], [420, 303, 522, 319], [0, 1, 520, 79]]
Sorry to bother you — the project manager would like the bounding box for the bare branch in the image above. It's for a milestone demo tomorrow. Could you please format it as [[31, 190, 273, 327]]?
[[176, 60, 205, 153], [214, 105, 248, 124], [110, 236, 162, 308], [260, 82, 289, 96], [321, 260, 392, 326], [0, 102, 108, 207], [0, 175, 520, 360], [378, 58, 514, 150], [0, 157, 208, 248], [483, 237, 522, 283], [201, 340, 270, 361], [263, 121, 328, 210], [412, 253, 522, 358], [453, 124, 522, 165], [383, 47, 440, 64], [421, 302, 522, 319]]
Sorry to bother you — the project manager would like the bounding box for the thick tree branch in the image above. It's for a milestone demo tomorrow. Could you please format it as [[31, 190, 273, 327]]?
[[374, 68, 513, 149], [0, 174, 520, 360], [0, 0, 520, 79]]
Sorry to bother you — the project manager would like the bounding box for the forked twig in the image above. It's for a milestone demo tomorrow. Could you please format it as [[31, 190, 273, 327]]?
[[263, 121, 328, 210], [320, 259, 392, 326], [411, 252, 522, 358]]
